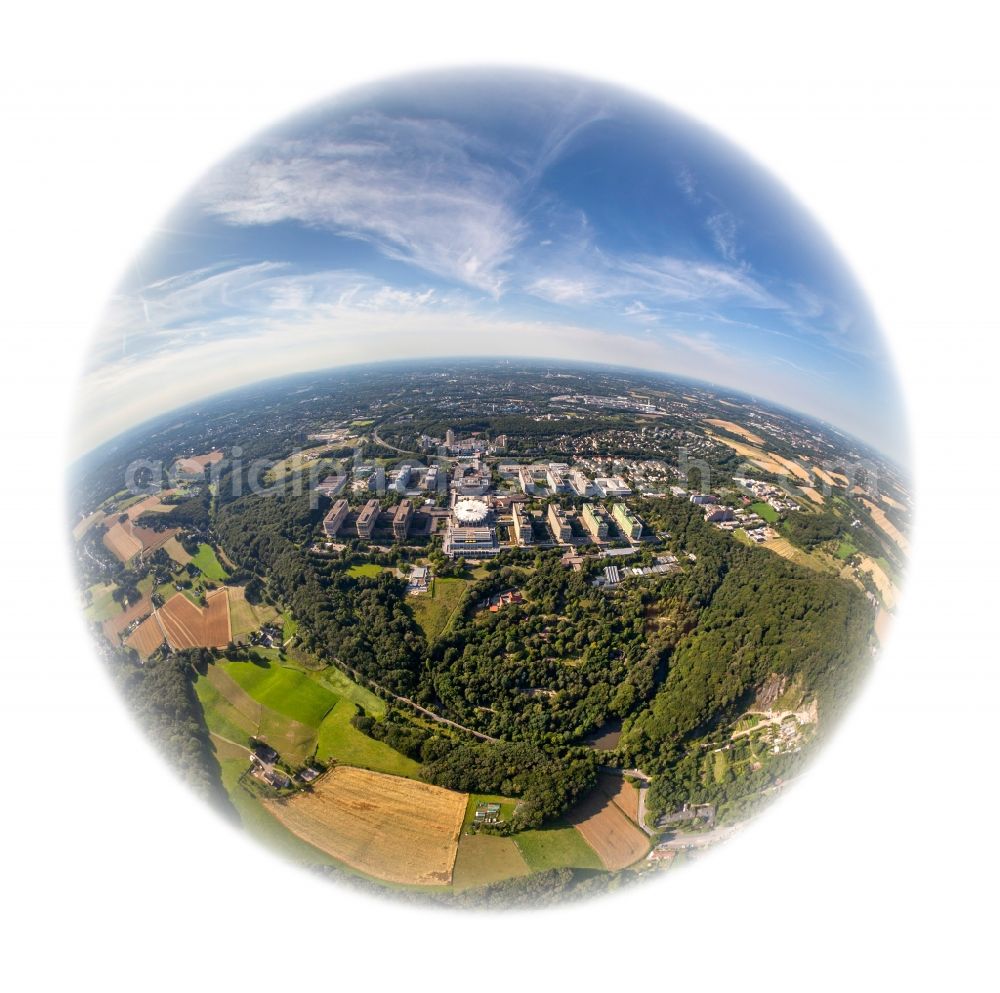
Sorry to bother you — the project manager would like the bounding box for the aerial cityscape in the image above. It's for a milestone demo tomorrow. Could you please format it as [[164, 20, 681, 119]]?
[[68, 68, 909, 906]]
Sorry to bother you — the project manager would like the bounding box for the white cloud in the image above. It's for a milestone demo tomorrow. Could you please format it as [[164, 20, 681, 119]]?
[[199, 114, 527, 297]]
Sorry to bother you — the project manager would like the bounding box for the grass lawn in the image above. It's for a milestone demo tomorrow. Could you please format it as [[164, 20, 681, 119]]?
[[222, 660, 338, 727], [194, 675, 256, 744], [347, 562, 384, 578], [712, 748, 730, 784], [315, 698, 421, 777], [462, 793, 518, 829], [191, 543, 229, 581], [750, 501, 780, 523], [513, 824, 603, 872], [309, 665, 386, 717], [409, 577, 469, 642], [836, 539, 859, 560], [281, 611, 298, 641]]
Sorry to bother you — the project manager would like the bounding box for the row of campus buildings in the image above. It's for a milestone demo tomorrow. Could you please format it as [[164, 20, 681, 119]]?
[[321, 497, 414, 542]]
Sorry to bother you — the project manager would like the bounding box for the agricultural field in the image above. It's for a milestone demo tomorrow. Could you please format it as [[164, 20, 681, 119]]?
[[408, 577, 469, 642], [264, 767, 468, 885], [513, 824, 604, 873], [452, 834, 529, 891], [195, 665, 318, 765], [101, 595, 153, 645], [83, 582, 119, 623], [315, 698, 421, 777], [836, 538, 859, 560], [228, 586, 280, 640], [704, 418, 765, 445], [308, 665, 385, 716], [163, 536, 192, 566], [223, 660, 337, 727], [566, 788, 649, 870], [596, 772, 641, 824], [858, 555, 898, 609], [102, 522, 143, 563], [157, 588, 231, 649], [707, 433, 788, 475], [860, 498, 909, 553], [125, 615, 166, 658], [191, 543, 229, 581], [798, 486, 826, 505]]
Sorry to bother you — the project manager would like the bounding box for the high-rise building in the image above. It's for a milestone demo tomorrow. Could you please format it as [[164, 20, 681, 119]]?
[[356, 498, 380, 539], [445, 428, 456, 447], [322, 498, 349, 537], [547, 502, 572, 542], [393, 499, 413, 540], [581, 502, 608, 539], [512, 503, 533, 546], [612, 502, 643, 541]]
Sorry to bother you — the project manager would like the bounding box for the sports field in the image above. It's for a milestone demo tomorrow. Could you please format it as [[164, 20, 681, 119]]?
[[750, 501, 780, 523], [264, 767, 468, 885]]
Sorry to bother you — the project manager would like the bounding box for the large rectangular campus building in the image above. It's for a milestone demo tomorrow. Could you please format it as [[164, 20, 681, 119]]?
[[322, 498, 349, 538], [356, 498, 381, 539]]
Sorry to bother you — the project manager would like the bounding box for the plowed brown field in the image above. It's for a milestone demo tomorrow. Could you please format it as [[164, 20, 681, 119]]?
[[568, 788, 648, 870], [125, 614, 166, 659], [597, 772, 641, 823], [264, 766, 467, 885], [158, 589, 231, 649], [101, 595, 153, 644]]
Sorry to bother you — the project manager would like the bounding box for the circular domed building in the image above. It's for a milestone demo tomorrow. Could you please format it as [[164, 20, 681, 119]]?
[[453, 498, 490, 526]]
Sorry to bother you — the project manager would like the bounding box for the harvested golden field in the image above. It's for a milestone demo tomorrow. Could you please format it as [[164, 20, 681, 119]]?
[[123, 494, 175, 521], [860, 498, 909, 553], [101, 595, 153, 644], [228, 586, 280, 640], [102, 522, 143, 563], [265, 767, 468, 885], [761, 536, 827, 573], [175, 450, 223, 475], [812, 466, 837, 488], [707, 434, 787, 474], [858, 555, 897, 609], [568, 788, 648, 870], [768, 453, 811, 482], [881, 493, 906, 511], [704, 419, 765, 445], [163, 536, 192, 566], [798, 485, 826, 505], [125, 614, 166, 659], [597, 772, 641, 824], [158, 589, 231, 649]]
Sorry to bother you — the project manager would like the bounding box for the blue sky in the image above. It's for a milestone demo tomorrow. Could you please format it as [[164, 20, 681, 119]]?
[[80, 68, 907, 459]]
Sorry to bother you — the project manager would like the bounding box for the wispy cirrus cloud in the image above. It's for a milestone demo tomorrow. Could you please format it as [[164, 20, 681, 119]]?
[[199, 113, 527, 297]]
